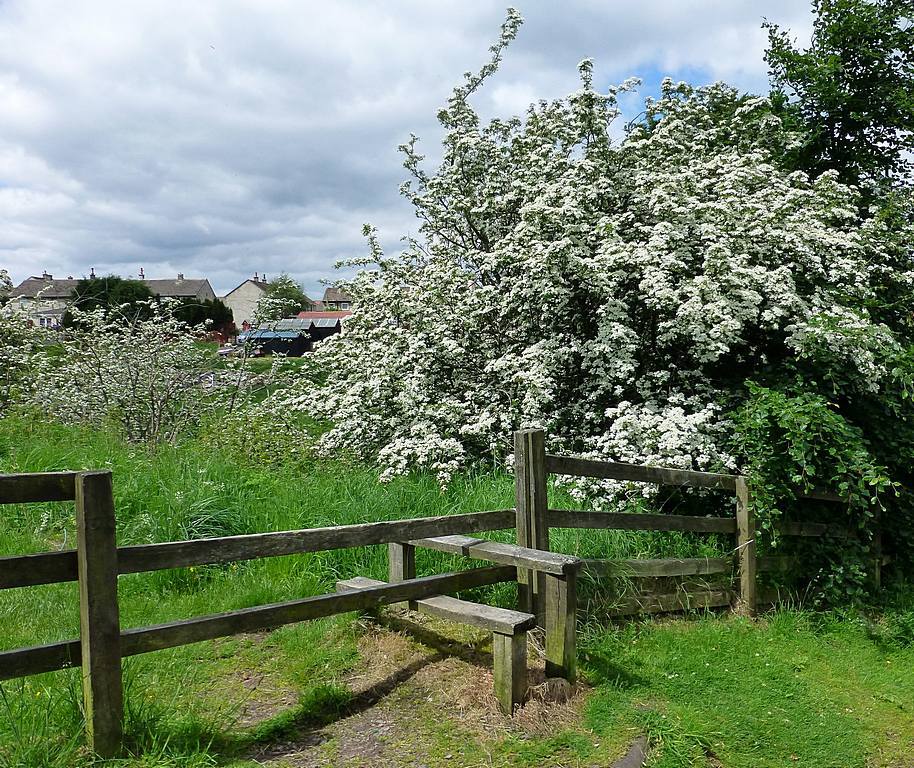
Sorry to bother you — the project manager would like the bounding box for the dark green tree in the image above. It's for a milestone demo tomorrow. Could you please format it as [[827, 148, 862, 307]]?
[[764, 0, 914, 187], [172, 298, 234, 329], [63, 275, 155, 326]]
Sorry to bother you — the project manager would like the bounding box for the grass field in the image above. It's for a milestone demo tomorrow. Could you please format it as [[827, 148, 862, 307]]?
[[2, 418, 913, 767]]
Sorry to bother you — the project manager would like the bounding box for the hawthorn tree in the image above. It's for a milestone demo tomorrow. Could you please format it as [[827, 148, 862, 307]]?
[[277, 9, 914, 596]]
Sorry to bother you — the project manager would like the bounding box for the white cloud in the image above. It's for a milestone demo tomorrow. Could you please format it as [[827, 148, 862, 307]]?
[[0, 0, 814, 295]]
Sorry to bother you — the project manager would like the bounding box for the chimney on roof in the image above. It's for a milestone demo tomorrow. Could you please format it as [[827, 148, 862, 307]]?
[[139, 267, 145, 279], [254, 271, 259, 281], [177, 273, 184, 281], [42, 271, 52, 280], [90, 267, 96, 278]]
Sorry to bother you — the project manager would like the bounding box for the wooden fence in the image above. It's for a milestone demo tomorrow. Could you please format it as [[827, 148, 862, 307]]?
[[1, 429, 864, 756], [512, 429, 856, 620], [0, 471, 532, 756]]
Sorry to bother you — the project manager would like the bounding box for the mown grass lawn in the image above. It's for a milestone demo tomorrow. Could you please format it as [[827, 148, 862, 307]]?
[[2, 418, 913, 767]]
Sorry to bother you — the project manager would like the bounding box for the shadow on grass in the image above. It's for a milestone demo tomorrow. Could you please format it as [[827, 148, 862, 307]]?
[[579, 647, 649, 691]]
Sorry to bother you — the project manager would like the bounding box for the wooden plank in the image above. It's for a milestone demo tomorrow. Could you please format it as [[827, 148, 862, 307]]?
[[411, 534, 580, 575], [610, 589, 732, 616], [0, 510, 515, 591], [0, 550, 78, 589], [493, 632, 527, 714], [0, 639, 81, 681], [735, 477, 756, 616], [581, 557, 732, 578], [515, 429, 549, 623], [119, 566, 516, 657], [337, 576, 536, 634], [75, 471, 123, 758], [0, 566, 517, 680], [118, 509, 515, 574], [545, 455, 738, 491], [548, 509, 737, 534], [0, 472, 77, 504], [544, 571, 577, 683]]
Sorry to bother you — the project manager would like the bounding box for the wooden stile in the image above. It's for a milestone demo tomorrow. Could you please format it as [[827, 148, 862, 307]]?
[[75, 471, 123, 758], [493, 632, 527, 714], [411, 534, 579, 575]]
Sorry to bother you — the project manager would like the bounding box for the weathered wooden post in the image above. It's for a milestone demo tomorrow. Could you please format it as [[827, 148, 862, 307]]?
[[492, 632, 527, 713], [388, 542, 416, 610], [76, 470, 123, 757], [514, 429, 549, 623], [544, 568, 578, 682], [734, 476, 757, 616]]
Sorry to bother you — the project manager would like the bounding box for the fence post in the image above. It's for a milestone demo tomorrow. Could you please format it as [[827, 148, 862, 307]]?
[[514, 429, 549, 623], [734, 477, 757, 616], [76, 471, 123, 758], [544, 569, 577, 683], [388, 542, 416, 610]]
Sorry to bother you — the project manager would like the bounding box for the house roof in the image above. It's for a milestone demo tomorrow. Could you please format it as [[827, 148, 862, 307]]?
[[295, 310, 352, 320], [238, 328, 306, 341], [222, 278, 269, 298], [144, 278, 212, 298], [322, 286, 352, 303], [10, 277, 80, 299], [10, 275, 213, 300]]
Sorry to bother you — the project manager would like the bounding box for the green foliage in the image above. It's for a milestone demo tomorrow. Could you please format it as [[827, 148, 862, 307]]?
[[765, 0, 914, 186], [258, 274, 313, 321], [732, 383, 894, 603], [62, 275, 155, 325], [172, 298, 234, 329]]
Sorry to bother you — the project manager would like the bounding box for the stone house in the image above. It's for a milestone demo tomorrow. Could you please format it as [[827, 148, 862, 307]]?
[[8, 273, 78, 328], [220, 274, 269, 329], [322, 287, 352, 311]]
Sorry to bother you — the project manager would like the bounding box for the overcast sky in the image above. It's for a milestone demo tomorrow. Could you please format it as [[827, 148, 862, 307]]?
[[0, 1, 813, 297]]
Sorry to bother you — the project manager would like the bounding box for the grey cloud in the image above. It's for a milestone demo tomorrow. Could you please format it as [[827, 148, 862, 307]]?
[[0, 0, 814, 296]]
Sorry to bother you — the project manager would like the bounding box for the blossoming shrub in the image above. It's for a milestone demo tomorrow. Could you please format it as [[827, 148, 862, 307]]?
[[284, 12, 914, 597]]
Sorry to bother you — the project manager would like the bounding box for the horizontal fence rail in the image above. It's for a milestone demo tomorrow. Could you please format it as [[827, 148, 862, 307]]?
[[548, 509, 738, 534], [0, 509, 516, 591], [544, 455, 739, 491], [0, 472, 78, 504], [0, 565, 516, 681]]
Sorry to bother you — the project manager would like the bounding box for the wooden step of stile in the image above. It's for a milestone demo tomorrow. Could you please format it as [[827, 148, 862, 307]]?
[[336, 576, 533, 714]]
